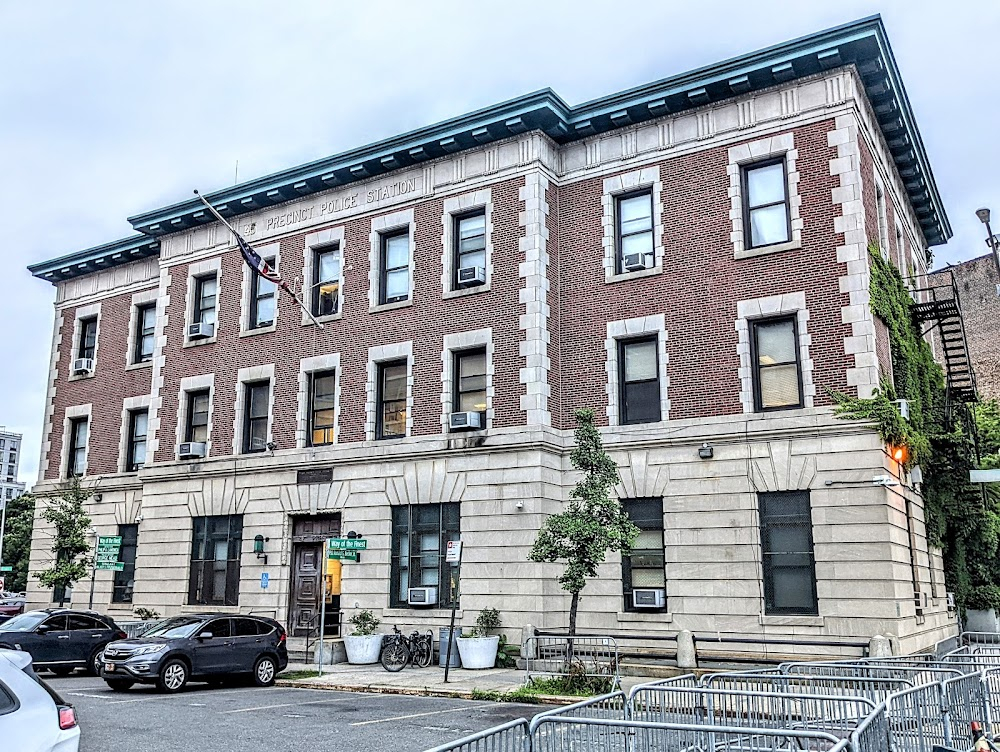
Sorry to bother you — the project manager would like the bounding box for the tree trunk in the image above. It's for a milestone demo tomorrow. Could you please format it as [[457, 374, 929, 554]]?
[[567, 589, 580, 669]]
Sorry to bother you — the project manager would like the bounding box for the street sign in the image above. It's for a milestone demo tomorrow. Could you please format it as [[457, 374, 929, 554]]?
[[0, 566, 12, 572], [446, 539, 462, 563], [328, 538, 367, 550], [327, 550, 359, 561], [95, 535, 123, 571], [260, 572, 269, 589]]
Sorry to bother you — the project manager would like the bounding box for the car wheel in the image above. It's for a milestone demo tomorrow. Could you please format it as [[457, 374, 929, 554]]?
[[156, 659, 188, 693], [50, 666, 74, 677], [88, 649, 104, 676], [105, 679, 134, 692], [253, 655, 277, 687]]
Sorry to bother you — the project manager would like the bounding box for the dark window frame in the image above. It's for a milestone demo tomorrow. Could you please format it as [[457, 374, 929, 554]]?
[[126, 409, 148, 472], [112, 523, 139, 604], [185, 390, 210, 444], [741, 157, 792, 250], [618, 336, 661, 425], [376, 360, 408, 440], [188, 514, 243, 607], [133, 303, 156, 363], [452, 209, 487, 289], [311, 244, 341, 317], [378, 229, 410, 306], [614, 188, 655, 274], [452, 348, 487, 427], [390, 502, 461, 608], [308, 370, 336, 447], [248, 257, 277, 330], [759, 490, 818, 616], [67, 417, 88, 478], [750, 316, 804, 412], [78, 317, 97, 361], [621, 497, 667, 613], [193, 273, 218, 326], [242, 381, 270, 454]]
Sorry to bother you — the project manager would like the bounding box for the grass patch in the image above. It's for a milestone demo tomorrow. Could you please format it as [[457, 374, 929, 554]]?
[[280, 670, 322, 680], [471, 676, 613, 703]]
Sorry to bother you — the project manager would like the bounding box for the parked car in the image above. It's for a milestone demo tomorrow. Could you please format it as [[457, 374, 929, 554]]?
[[101, 613, 288, 692], [0, 648, 79, 751], [0, 595, 25, 625], [0, 609, 126, 676]]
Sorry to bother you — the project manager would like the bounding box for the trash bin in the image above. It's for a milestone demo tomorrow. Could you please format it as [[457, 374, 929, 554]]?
[[439, 627, 462, 668]]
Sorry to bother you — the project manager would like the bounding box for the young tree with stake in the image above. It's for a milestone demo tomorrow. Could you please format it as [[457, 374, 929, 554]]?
[[35, 478, 94, 606]]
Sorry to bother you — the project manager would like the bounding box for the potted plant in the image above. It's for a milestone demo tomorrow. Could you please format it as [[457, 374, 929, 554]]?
[[456, 608, 501, 669], [344, 609, 382, 664]]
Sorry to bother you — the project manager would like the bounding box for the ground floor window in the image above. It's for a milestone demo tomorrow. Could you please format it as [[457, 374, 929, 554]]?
[[390, 503, 460, 608], [189, 515, 243, 606], [759, 490, 817, 615], [621, 498, 666, 611], [112, 524, 139, 603]]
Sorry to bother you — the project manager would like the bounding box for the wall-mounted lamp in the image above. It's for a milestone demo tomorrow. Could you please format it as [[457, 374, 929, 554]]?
[[888, 444, 908, 465], [515, 500, 524, 510], [253, 534, 269, 565], [93, 493, 103, 503], [698, 443, 714, 459]]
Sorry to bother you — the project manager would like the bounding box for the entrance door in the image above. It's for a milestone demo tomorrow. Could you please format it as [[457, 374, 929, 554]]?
[[289, 514, 341, 637]]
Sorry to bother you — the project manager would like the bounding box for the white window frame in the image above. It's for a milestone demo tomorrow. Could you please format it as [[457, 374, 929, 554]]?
[[297, 353, 342, 449], [441, 328, 494, 430], [233, 364, 275, 455], [366, 341, 413, 441], [125, 289, 158, 370], [117, 394, 152, 472], [239, 241, 281, 336], [69, 303, 101, 381], [184, 257, 222, 346], [442, 188, 493, 298], [303, 227, 345, 325], [875, 176, 890, 261], [61, 403, 92, 478], [175, 374, 215, 459], [602, 168, 663, 283], [369, 209, 415, 312], [736, 292, 815, 414], [605, 315, 670, 426]]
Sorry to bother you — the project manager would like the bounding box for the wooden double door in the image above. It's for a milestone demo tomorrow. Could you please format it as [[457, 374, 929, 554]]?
[[289, 515, 341, 637]]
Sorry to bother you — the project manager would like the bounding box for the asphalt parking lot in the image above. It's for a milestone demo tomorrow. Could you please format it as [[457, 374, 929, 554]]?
[[50, 674, 537, 752]]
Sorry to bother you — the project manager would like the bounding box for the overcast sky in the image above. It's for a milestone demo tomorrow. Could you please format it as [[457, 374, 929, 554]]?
[[2, 1, 997, 485]]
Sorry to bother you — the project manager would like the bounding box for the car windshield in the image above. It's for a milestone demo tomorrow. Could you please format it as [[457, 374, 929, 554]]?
[[1, 612, 47, 632], [141, 617, 204, 639]]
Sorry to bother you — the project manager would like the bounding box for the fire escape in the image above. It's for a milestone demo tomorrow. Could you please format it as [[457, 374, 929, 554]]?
[[912, 269, 978, 407]]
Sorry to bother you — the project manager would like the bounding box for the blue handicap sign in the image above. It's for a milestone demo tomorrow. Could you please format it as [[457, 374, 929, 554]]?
[[260, 572, 269, 589]]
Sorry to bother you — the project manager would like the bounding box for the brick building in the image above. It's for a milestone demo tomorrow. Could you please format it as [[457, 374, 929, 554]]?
[[26, 17, 958, 657]]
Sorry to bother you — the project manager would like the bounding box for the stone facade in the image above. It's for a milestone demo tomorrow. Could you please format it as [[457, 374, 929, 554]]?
[[26, 55, 955, 657], [0, 429, 25, 505]]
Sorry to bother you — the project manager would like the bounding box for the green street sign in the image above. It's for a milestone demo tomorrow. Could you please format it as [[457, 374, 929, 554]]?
[[0, 566, 11, 572], [98, 536, 122, 546], [328, 538, 367, 551], [327, 550, 359, 561], [96, 562, 125, 572]]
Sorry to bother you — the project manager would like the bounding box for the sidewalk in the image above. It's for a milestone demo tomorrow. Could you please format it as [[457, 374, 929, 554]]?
[[276, 661, 661, 702]]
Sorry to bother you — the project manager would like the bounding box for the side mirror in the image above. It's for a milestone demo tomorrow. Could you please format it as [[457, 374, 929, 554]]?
[[198, 631, 214, 641], [35, 624, 51, 635]]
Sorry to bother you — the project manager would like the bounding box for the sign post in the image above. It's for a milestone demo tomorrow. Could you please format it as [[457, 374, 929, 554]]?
[[443, 540, 462, 683], [91, 536, 123, 609], [317, 539, 329, 677]]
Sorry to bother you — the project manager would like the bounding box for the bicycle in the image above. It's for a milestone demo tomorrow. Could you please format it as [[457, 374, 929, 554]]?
[[380, 626, 434, 672]]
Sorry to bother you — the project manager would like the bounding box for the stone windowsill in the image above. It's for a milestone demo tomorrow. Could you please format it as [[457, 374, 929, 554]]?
[[734, 238, 803, 260], [443, 284, 491, 300], [616, 611, 673, 624], [124, 360, 153, 372], [605, 265, 663, 285], [239, 324, 277, 339], [382, 608, 463, 620], [369, 298, 413, 314], [758, 614, 824, 627], [303, 311, 344, 326], [68, 371, 96, 382], [183, 335, 218, 348]]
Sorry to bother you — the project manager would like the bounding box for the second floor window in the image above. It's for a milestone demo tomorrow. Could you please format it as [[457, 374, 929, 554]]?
[[194, 274, 218, 326], [742, 159, 790, 248], [379, 231, 410, 305], [453, 349, 487, 425], [186, 390, 210, 444], [126, 409, 148, 472], [454, 211, 486, 287], [312, 245, 341, 317], [309, 371, 336, 447], [377, 360, 407, 439], [249, 259, 277, 329], [134, 304, 156, 363], [78, 318, 97, 361], [751, 317, 803, 411], [243, 381, 270, 453], [619, 337, 660, 425], [616, 190, 654, 272], [68, 417, 88, 477]]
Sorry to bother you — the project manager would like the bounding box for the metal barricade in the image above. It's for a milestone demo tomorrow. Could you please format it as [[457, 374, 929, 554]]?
[[885, 682, 948, 752], [524, 635, 620, 689], [943, 671, 989, 745], [962, 632, 1000, 647], [781, 660, 963, 686], [849, 703, 891, 752], [533, 692, 628, 723], [702, 671, 910, 704], [423, 719, 529, 752]]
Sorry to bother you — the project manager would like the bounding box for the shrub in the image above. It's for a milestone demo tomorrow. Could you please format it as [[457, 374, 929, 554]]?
[[348, 609, 380, 636]]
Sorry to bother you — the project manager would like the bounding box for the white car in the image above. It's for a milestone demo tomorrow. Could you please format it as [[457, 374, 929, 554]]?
[[0, 648, 79, 752]]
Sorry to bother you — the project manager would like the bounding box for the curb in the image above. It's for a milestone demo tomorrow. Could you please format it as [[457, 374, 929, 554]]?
[[276, 679, 572, 705]]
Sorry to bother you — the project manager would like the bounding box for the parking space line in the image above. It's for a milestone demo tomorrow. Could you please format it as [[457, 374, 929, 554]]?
[[221, 697, 352, 714], [350, 704, 489, 727]]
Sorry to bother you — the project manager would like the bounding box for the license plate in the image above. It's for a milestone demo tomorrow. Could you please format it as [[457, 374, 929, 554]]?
[[104, 662, 115, 673]]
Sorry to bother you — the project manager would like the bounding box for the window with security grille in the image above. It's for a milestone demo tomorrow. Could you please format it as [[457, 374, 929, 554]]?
[[390, 503, 460, 608], [78, 317, 97, 360], [751, 317, 803, 411], [453, 211, 486, 288], [621, 498, 666, 612], [112, 524, 139, 603], [376, 360, 407, 439], [134, 303, 156, 363], [189, 515, 243, 606], [249, 257, 276, 329], [379, 231, 410, 305], [312, 245, 340, 317], [453, 349, 487, 426], [309, 370, 336, 446], [742, 159, 790, 248], [759, 491, 817, 615], [242, 381, 270, 453], [616, 189, 654, 272], [619, 336, 660, 424]]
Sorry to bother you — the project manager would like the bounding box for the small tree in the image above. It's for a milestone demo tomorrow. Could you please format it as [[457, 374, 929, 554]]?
[[35, 479, 93, 606], [2, 493, 36, 593], [529, 408, 639, 636]]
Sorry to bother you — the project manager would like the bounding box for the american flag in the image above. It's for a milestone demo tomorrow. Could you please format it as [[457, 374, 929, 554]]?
[[237, 234, 284, 287]]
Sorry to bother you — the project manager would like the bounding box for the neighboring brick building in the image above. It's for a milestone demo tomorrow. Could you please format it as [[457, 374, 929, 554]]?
[[26, 17, 957, 657], [0, 428, 25, 504]]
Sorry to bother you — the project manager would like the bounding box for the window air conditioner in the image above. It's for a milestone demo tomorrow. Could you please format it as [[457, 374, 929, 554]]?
[[188, 322, 215, 340], [407, 587, 438, 606], [178, 442, 207, 459], [457, 265, 486, 288], [72, 358, 94, 376], [249, 437, 268, 452], [632, 589, 666, 609], [914, 590, 928, 612], [449, 412, 483, 431], [622, 253, 652, 272], [947, 591, 956, 610], [894, 399, 910, 421]]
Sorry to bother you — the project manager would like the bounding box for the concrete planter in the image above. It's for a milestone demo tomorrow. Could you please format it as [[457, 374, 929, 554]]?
[[966, 609, 1000, 634], [456, 636, 499, 669], [344, 634, 383, 664]]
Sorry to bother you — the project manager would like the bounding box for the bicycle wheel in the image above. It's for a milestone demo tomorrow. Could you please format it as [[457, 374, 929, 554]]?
[[413, 638, 432, 668], [381, 641, 409, 672]]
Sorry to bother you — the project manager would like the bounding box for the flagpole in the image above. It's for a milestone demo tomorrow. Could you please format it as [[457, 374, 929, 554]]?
[[193, 190, 325, 329]]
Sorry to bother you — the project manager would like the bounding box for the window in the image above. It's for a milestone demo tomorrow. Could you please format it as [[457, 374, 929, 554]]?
[[379, 231, 410, 305], [615, 190, 654, 272], [185, 390, 210, 444], [242, 381, 270, 453], [742, 159, 790, 248], [312, 245, 341, 317], [112, 524, 139, 603], [67, 417, 88, 478], [376, 360, 407, 439], [751, 317, 803, 411], [453, 211, 486, 288], [453, 349, 487, 425], [126, 409, 148, 472], [5, 467, 13, 481], [621, 498, 666, 612], [193, 274, 218, 326], [619, 337, 660, 424], [134, 303, 156, 363], [4, 490, 11, 500], [390, 503, 460, 608], [200, 618, 232, 638], [876, 182, 889, 255], [309, 371, 336, 447], [189, 515, 243, 606], [249, 258, 276, 329], [78, 317, 97, 360], [759, 491, 817, 615]]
